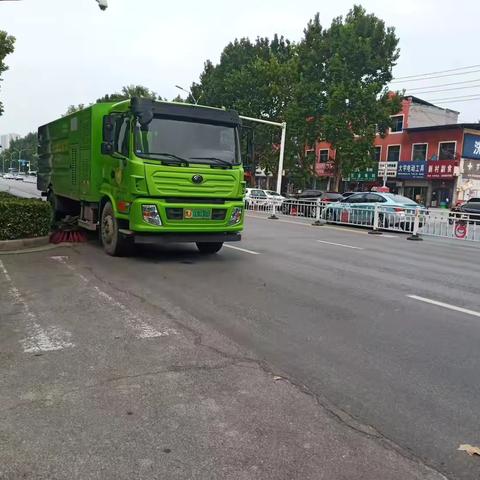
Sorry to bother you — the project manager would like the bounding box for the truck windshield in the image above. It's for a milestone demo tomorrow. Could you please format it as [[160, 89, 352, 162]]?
[[135, 117, 239, 165]]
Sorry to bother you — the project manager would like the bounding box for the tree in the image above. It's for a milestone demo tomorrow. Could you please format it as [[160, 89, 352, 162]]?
[[62, 104, 87, 116], [0, 30, 15, 117], [96, 84, 158, 103], [304, 6, 401, 188], [188, 35, 296, 187]]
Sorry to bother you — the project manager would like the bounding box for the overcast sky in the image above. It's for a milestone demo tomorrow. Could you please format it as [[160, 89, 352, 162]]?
[[0, 0, 479, 136]]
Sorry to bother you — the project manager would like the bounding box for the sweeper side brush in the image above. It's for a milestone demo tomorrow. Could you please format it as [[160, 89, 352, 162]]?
[[50, 216, 88, 244]]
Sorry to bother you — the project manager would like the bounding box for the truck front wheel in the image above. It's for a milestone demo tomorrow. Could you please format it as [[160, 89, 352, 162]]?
[[196, 242, 223, 254], [100, 201, 131, 256]]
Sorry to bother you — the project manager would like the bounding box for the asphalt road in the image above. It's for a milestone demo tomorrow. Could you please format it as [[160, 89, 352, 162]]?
[[0, 176, 40, 198], [1, 211, 480, 478]]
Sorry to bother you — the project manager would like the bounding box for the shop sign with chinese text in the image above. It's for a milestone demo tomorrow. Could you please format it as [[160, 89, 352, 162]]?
[[396, 161, 426, 179], [426, 160, 457, 179]]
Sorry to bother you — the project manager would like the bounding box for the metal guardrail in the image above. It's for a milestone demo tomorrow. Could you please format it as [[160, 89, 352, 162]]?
[[246, 198, 480, 242]]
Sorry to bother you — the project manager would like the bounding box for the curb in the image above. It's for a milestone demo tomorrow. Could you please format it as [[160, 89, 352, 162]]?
[[0, 235, 50, 252]]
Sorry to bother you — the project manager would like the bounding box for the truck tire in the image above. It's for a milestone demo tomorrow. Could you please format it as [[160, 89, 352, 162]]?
[[100, 201, 131, 256], [196, 242, 223, 254]]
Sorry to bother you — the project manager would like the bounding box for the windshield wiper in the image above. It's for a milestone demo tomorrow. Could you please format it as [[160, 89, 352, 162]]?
[[142, 152, 190, 166], [189, 156, 233, 168]]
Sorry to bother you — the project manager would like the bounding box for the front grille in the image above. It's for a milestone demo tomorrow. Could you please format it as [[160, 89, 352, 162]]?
[[165, 208, 227, 221], [166, 208, 183, 220], [164, 197, 226, 204]]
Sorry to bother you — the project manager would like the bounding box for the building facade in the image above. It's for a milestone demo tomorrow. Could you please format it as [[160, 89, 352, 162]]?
[[0, 133, 20, 150], [315, 96, 480, 207]]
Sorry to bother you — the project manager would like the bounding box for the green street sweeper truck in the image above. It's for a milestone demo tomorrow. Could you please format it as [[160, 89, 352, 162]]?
[[37, 98, 245, 255]]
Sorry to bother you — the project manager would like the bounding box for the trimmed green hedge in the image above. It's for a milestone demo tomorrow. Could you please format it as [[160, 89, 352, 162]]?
[[0, 195, 52, 241]]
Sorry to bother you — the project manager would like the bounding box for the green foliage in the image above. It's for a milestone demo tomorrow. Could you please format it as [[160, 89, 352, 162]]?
[[301, 6, 401, 185], [189, 6, 401, 189], [0, 196, 52, 241], [96, 84, 158, 103], [62, 104, 88, 116], [188, 35, 297, 184], [0, 30, 15, 117]]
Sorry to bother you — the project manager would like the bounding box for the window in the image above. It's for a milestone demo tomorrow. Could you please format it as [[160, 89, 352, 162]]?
[[387, 145, 400, 162], [438, 141, 456, 160], [374, 146, 381, 162], [391, 115, 403, 133], [252, 189, 267, 198], [346, 194, 366, 203], [412, 143, 427, 161], [135, 117, 239, 164], [318, 149, 329, 163], [365, 193, 387, 203], [115, 117, 130, 157]]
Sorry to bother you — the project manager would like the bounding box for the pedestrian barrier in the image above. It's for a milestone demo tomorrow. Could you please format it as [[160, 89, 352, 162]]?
[[245, 198, 480, 243]]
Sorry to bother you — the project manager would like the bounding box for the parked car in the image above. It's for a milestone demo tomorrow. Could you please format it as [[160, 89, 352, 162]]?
[[450, 198, 480, 224], [322, 192, 426, 230], [14, 174, 25, 181], [264, 190, 286, 206], [245, 188, 270, 209], [281, 190, 342, 217], [3, 172, 16, 180]]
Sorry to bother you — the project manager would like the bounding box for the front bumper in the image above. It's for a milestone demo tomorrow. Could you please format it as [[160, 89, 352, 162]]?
[[127, 198, 244, 234], [133, 232, 241, 245]]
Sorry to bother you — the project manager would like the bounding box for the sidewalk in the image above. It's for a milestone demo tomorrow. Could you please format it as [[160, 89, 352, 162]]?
[[0, 247, 447, 480]]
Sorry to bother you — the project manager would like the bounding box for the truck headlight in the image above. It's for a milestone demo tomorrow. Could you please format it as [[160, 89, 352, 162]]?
[[142, 205, 162, 226], [229, 207, 242, 225]]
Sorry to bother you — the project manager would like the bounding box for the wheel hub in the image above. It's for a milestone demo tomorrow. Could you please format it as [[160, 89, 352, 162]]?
[[102, 215, 114, 245]]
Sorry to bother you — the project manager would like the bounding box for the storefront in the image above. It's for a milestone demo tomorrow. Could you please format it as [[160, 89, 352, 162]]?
[[426, 160, 458, 208], [396, 161, 428, 205]]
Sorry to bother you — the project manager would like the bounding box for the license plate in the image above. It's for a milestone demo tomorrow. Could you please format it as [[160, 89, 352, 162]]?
[[184, 208, 211, 219]]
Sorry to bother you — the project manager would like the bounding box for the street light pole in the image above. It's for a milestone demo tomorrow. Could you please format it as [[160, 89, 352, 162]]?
[[175, 85, 198, 104], [239, 115, 287, 194]]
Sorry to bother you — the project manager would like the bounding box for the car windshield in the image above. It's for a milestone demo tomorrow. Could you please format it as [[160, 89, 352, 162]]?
[[135, 117, 240, 165]]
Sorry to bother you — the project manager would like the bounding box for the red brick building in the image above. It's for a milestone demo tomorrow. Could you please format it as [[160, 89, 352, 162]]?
[[315, 96, 480, 207]]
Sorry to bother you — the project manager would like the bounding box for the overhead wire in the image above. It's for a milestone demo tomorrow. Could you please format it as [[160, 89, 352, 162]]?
[[391, 68, 480, 83], [392, 64, 480, 81]]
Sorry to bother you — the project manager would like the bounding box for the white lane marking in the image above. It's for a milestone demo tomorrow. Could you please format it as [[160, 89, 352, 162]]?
[[407, 295, 480, 318], [382, 235, 399, 238], [246, 213, 369, 235], [223, 244, 260, 255], [0, 259, 74, 353], [51, 256, 176, 338], [316, 240, 364, 250]]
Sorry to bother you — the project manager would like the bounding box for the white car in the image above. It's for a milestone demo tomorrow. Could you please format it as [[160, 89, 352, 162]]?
[[245, 188, 270, 208], [3, 173, 16, 180], [264, 190, 286, 206]]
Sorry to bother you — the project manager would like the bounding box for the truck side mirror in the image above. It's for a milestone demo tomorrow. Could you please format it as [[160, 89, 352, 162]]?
[[101, 115, 115, 154]]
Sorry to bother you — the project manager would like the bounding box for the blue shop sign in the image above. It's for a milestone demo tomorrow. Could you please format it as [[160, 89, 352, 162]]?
[[463, 134, 480, 160], [396, 161, 426, 179]]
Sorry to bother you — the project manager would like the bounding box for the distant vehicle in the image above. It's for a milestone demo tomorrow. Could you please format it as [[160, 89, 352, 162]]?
[[450, 198, 480, 224], [322, 192, 426, 230], [245, 188, 270, 208], [3, 173, 16, 180], [321, 192, 343, 203], [281, 190, 341, 216], [28, 171, 37, 176], [264, 190, 286, 206], [14, 174, 25, 181]]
